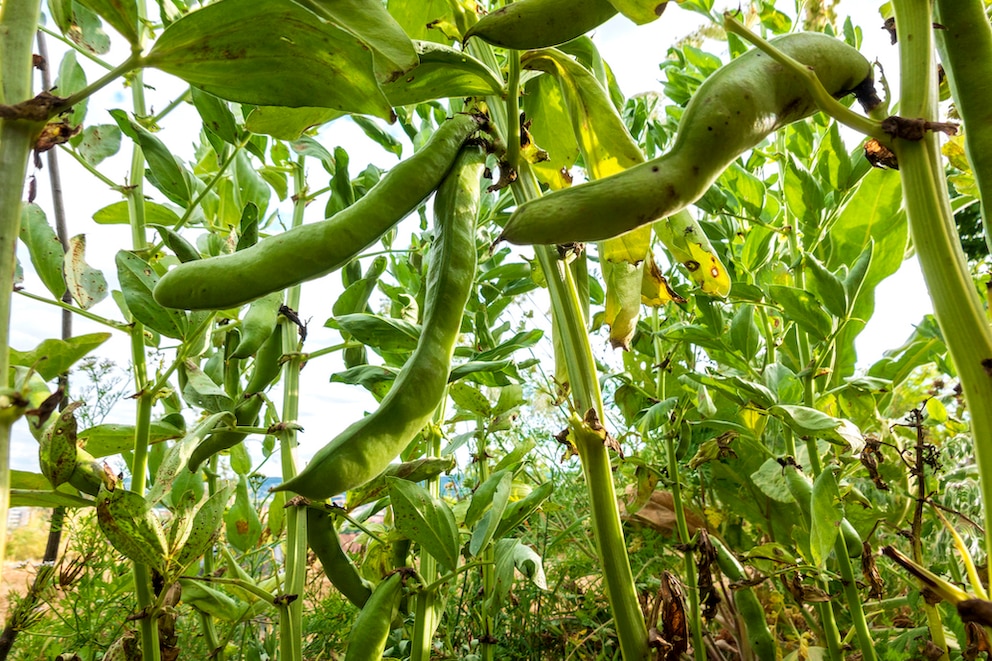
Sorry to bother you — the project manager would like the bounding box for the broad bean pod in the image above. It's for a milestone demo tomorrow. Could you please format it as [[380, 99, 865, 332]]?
[[274, 146, 484, 500], [306, 504, 374, 608], [500, 32, 877, 245], [464, 0, 618, 50], [153, 113, 485, 310], [343, 570, 405, 661], [782, 463, 862, 559], [232, 292, 282, 359]]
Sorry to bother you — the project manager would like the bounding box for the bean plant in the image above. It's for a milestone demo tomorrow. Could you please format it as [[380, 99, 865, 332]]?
[[2, 0, 992, 659]]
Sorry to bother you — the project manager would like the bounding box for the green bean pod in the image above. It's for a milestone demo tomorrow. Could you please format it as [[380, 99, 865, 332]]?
[[274, 146, 484, 500], [244, 322, 284, 395], [464, 0, 618, 50], [500, 32, 875, 244], [343, 570, 404, 661], [933, 0, 992, 253], [153, 112, 485, 310], [187, 394, 265, 473], [307, 504, 375, 608], [232, 292, 283, 359], [710, 536, 776, 658]]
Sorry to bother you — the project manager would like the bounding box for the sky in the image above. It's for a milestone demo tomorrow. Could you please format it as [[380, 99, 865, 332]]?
[[11, 1, 935, 477]]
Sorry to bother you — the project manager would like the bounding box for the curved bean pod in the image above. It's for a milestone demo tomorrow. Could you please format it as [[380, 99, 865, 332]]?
[[153, 112, 485, 310], [274, 146, 484, 500], [500, 32, 876, 245]]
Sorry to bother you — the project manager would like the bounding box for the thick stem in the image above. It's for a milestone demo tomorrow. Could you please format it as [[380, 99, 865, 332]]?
[[277, 157, 307, 661], [666, 428, 704, 660], [0, 0, 44, 607], [892, 0, 992, 570]]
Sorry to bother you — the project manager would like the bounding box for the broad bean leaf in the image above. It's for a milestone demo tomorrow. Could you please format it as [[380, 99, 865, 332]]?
[[386, 0, 454, 42], [55, 50, 88, 127], [465, 469, 511, 529], [19, 204, 65, 299], [116, 250, 188, 339], [329, 313, 421, 354], [292, 0, 418, 83], [387, 477, 460, 571], [804, 253, 847, 318], [10, 332, 111, 382], [513, 542, 548, 590], [381, 41, 503, 107], [78, 419, 186, 457], [64, 235, 108, 310], [767, 285, 833, 341], [110, 110, 190, 205], [174, 483, 234, 574], [809, 469, 843, 568], [145, 0, 393, 121], [76, 0, 139, 45], [750, 458, 794, 504], [448, 382, 491, 417], [191, 87, 241, 147], [606, 0, 668, 24], [245, 107, 344, 141], [96, 487, 169, 573], [12, 489, 93, 508], [469, 473, 513, 557], [494, 482, 552, 539], [181, 360, 234, 413], [146, 411, 232, 507], [76, 124, 122, 166], [93, 200, 180, 226]]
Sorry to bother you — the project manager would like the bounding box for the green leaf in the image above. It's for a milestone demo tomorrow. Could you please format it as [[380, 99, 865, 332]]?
[[522, 71, 579, 186], [292, 0, 418, 83], [448, 382, 491, 417], [76, 124, 122, 166], [146, 412, 232, 507], [767, 285, 833, 341], [10, 332, 111, 382], [78, 419, 185, 458], [181, 360, 235, 413], [804, 253, 847, 318], [64, 235, 108, 310], [728, 305, 760, 360], [351, 116, 402, 158], [116, 250, 188, 339], [605, 0, 668, 24], [809, 469, 842, 568], [244, 106, 344, 141], [174, 483, 234, 574], [602, 258, 642, 350], [494, 482, 552, 539], [720, 164, 765, 217], [40, 404, 81, 488], [76, 0, 139, 44], [191, 87, 241, 146], [513, 543, 548, 590], [750, 458, 794, 503], [330, 365, 398, 399], [96, 487, 169, 573], [329, 313, 421, 353], [11, 489, 94, 508], [344, 456, 456, 510], [145, 0, 394, 121], [55, 50, 88, 126], [387, 477, 460, 571], [474, 330, 544, 362], [768, 404, 840, 438], [110, 110, 190, 205], [381, 41, 504, 107], [448, 359, 514, 383], [522, 48, 643, 179], [386, 0, 455, 42], [469, 473, 513, 557], [19, 203, 66, 299], [465, 469, 512, 529], [93, 200, 180, 225]]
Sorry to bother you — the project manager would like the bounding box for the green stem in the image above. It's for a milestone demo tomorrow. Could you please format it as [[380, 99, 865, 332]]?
[[477, 419, 495, 661], [469, 37, 649, 661], [0, 0, 44, 620], [411, 420, 444, 661], [666, 427, 704, 660], [891, 0, 992, 572], [15, 289, 130, 330], [277, 157, 307, 661], [57, 53, 142, 116]]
